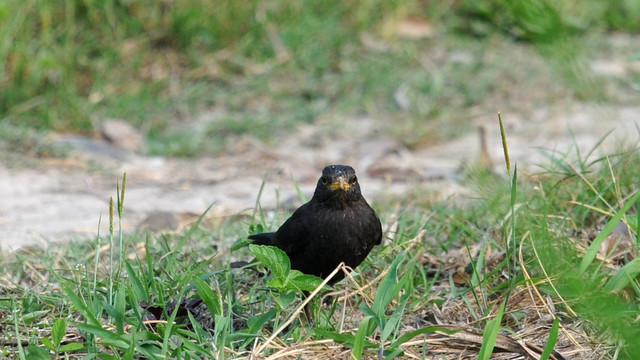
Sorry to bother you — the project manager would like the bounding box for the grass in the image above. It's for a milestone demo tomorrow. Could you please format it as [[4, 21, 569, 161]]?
[[1, 128, 639, 358], [2, 0, 639, 156]]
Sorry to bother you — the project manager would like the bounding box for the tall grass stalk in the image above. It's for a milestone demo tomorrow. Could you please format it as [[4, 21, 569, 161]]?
[[108, 196, 114, 306], [92, 216, 102, 297], [117, 173, 126, 266], [11, 298, 27, 360]]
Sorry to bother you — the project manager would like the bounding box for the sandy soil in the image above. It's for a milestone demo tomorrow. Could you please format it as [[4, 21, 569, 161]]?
[[1, 101, 638, 250]]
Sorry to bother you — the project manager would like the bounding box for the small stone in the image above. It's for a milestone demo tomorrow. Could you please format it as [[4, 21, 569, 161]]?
[[137, 211, 180, 232], [99, 119, 146, 154]]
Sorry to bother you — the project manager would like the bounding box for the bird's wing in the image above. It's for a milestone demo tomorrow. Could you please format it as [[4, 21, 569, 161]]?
[[373, 214, 383, 245], [269, 203, 313, 256]]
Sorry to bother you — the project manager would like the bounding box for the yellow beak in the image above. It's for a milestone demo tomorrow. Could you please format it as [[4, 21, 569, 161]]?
[[329, 176, 351, 191]]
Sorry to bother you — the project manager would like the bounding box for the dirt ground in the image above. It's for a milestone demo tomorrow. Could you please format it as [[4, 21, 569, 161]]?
[[1, 102, 638, 250], [1, 35, 640, 250]]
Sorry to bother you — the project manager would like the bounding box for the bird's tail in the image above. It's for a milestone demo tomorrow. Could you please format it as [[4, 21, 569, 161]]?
[[247, 232, 276, 246]]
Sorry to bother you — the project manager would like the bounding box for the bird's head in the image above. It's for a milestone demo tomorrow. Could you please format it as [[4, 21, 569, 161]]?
[[313, 165, 362, 206]]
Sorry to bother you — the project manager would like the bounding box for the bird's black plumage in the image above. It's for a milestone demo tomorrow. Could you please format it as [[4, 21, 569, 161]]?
[[249, 165, 382, 283]]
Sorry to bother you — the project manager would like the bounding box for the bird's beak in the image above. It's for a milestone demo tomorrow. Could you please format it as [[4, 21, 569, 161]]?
[[329, 176, 351, 191]]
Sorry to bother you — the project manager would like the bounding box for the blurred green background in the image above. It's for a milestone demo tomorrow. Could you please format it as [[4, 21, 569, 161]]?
[[1, 0, 639, 156]]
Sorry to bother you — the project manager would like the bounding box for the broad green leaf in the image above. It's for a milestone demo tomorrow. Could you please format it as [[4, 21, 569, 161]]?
[[250, 245, 291, 280], [58, 343, 84, 352], [275, 290, 297, 308], [51, 318, 66, 348], [267, 277, 286, 288], [286, 270, 327, 291], [25, 344, 50, 359], [40, 337, 56, 352]]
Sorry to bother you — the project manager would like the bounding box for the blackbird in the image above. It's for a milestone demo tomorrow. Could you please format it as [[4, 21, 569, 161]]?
[[249, 165, 382, 283]]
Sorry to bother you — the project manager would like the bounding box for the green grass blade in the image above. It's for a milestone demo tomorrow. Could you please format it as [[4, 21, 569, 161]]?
[[510, 164, 518, 208], [93, 215, 102, 297], [194, 277, 222, 316], [314, 328, 358, 347], [75, 323, 130, 349], [251, 172, 269, 226], [380, 306, 404, 344], [604, 258, 640, 293], [247, 309, 278, 333], [509, 164, 518, 277], [58, 343, 84, 352], [478, 298, 506, 360], [176, 203, 214, 252], [291, 172, 308, 203], [539, 317, 560, 360], [389, 326, 458, 351], [125, 260, 149, 303], [176, 331, 215, 357], [161, 294, 183, 358], [11, 298, 26, 360], [352, 316, 374, 360], [58, 282, 102, 327], [372, 254, 405, 316], [469, 240, 487, 288], [579, 191, 640, 274], [213, 314, 230, 358], [114, 286, 126, 334], [636, 190, 640, 247], [118, 173, 127, 267]]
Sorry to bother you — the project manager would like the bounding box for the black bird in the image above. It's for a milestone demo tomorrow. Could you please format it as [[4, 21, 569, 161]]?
[[249, 165, 382, 283]]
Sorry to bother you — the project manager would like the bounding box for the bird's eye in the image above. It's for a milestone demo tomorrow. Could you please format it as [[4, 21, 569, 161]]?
[[321, 177, 328, 185], [350, 176, 358, 184]]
